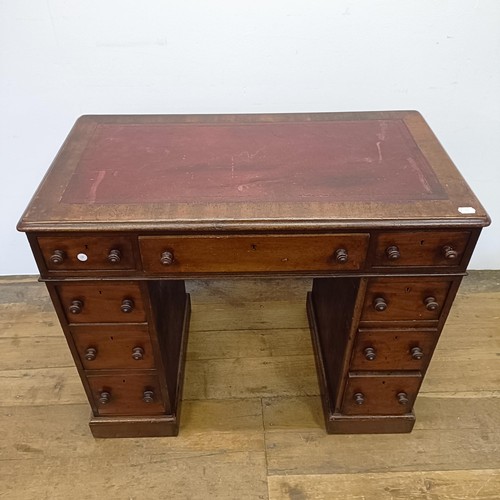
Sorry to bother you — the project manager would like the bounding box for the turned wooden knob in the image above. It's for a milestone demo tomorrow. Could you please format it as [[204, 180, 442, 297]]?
[[132, 346, 144, 360], [98, 391, 111, 405], [385, 245, 400, 260], [373, 297, 388, 312], [69, 299, 83, 314], [84, 347, 97, 361], [160, 250, 174, 265], [334, 248, 348, 264], [363, 347, 377, 361], [143, 390, 154, 403], [49, 249, 65, 265], [424, 296, 439, 311], [353, 392, 365, 405], [397, 392, 409, 405], [107, 249, 121, 263], [120, 298, 134, 313], [442, 245, 458, 260], [411, 346, 424, 360]]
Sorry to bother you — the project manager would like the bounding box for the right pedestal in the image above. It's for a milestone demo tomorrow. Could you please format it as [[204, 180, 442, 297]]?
[[307, 275, 461, 434]]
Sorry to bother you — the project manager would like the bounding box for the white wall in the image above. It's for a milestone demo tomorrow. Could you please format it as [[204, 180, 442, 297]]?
[[1, 0, 499, 274]]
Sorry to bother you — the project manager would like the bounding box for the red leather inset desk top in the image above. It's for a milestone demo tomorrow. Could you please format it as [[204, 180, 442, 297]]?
[[62, 119, 445, 204]]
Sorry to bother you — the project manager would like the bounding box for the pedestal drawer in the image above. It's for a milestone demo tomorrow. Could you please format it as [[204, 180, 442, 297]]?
[[360, 278, 452, 324], [56, 282, 147, 323], [88, 373, 165, 416], [341, 373, 422, 416], [139, 233, 369, 274], [71, 324, 155, 370], [350, 329, 438, 371]]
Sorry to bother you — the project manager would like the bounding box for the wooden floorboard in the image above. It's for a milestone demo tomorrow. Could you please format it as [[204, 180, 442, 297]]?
[[0, 271, 498, 499], [267, 470, 500, 500]]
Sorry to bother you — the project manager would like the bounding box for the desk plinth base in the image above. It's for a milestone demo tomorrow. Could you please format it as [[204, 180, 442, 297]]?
[[307, 291, 415, 434], [325, 412, 415, 434], [89, 413, 180, 438]]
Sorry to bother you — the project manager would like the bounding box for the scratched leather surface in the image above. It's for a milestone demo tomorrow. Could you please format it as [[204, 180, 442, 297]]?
[[62, 119, 445, 205]]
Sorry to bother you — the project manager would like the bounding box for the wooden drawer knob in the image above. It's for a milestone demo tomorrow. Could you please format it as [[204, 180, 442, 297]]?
[[411, 346, 424, 360], [50, 249, 65, 265], [120, 298, 135, 313], [373, 297, 388, 312], [363, 347, 377, 361], [107, 249, 121, 263], [132, 346, 144, 360], [385, 245, 400, 260], [397, 392, 409, 405], [84, 347, 97, 361], [143, 390, 155, 403], [424, 296, 439, 311], [69, 299, 83, 314], [353, 392, 365, 405], [442, 245, 458, 260], [160, 250, 174, 265], [98, 391, 111, 405], [334, 248, 348, 264]]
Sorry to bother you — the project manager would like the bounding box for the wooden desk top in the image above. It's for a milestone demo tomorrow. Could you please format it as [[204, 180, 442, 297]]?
[[18, 111, 489, 232]]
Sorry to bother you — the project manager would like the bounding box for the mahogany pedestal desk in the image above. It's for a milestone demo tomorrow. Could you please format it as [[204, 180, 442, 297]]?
[[18, 111, 490, 438]]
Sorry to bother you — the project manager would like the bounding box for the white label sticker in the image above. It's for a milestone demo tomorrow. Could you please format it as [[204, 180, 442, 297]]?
[[77, 253, 88, 262], [458, 207, 476, 214]]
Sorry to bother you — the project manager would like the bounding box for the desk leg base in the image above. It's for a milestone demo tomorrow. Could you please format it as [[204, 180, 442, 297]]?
[[89, 414, 180, 438], [307, 290, 415, 434]]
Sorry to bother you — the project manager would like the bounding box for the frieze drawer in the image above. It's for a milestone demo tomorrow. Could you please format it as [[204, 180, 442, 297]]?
[[372, 231, 470, 268], [38, 235, 136, 272], [139, 234, 370, 274]]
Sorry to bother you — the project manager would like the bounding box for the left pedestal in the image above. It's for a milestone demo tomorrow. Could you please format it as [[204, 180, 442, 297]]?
[[46, 279, 191, 438]]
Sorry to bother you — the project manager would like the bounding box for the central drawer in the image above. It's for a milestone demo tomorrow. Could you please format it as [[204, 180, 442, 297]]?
[[139, 233, 369, 274]]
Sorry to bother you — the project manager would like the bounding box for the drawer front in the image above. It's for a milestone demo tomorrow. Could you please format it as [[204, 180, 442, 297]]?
[[57, 282, 146, 324], [360, 278, 452, 323], [350, 329, 438, 371], [38, 236, 136, 272], [88, 374, 165, 416], [372, 231, 470, 268], [139, 234, 369, 274], [71, 325, 154, 370], [341, 373, 422, 415]]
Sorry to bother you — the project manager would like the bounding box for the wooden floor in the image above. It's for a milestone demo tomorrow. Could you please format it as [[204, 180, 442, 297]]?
[[0, 272, 499, 499]]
